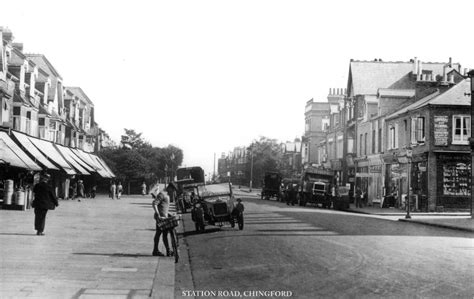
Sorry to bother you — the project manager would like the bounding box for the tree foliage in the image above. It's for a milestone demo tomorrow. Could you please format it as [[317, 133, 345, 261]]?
[[244, 136, 282, 187], [99, 129, 183, 192]]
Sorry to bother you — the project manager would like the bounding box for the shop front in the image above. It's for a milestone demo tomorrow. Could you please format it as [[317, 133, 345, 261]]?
[[435, 152, 471, 210], [368, 155, 383, 206], [0, 130, 42, 210]]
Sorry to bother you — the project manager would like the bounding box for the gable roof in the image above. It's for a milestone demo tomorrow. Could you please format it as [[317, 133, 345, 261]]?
[[386, 79, 470, 120], [24, 54, 62, 79], [65, 87, 94, 106], [347, 60, 461, 96]]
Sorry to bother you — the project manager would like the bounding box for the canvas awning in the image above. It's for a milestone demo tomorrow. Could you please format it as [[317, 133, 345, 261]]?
[[90, 154, 115, 178], [27, 136, 76, 175], [11, 131, 59, 170], [0, 131, 42, 171], [71, 149, 100, 172], [54, 145, 90, 175]]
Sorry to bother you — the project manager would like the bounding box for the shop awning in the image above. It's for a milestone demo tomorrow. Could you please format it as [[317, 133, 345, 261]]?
[[71, 149, 100, 172], [27, 136, 76, 175], [54, 145, 90, 175], [11, 131, 59, 170], [0, 131, 42, 171], [64, 147, 96, 173], [90, 154, 115, 178]]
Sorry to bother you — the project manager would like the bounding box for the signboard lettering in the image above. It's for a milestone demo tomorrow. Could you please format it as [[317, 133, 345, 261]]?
[[434, 115, 448, 146]]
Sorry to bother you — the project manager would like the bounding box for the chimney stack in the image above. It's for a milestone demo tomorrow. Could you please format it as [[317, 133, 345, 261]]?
[[413, 57, 418, 75], [417, 60, 423, 81]]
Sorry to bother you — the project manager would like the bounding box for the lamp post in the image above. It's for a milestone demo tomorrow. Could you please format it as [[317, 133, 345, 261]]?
[[467, 70, 474, 219], [249, 145, 254, 192], [405, 148, 413, 219]]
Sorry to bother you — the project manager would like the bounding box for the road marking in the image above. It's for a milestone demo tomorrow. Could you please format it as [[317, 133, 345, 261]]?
[[101, 267, 137, 272]]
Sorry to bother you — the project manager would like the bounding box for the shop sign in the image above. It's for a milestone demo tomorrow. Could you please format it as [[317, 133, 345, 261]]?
[[369, 165, 382, 173], [434, 115, 449, 146], [398, 156, 409, 164]]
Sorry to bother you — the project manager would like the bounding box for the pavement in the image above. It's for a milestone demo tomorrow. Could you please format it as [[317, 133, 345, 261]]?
[[233, 187, 474, 233], [0, 194, 182, 299]]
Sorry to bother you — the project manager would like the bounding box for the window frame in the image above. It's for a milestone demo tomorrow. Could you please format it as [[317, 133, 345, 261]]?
[[452, 115, 470, 145]]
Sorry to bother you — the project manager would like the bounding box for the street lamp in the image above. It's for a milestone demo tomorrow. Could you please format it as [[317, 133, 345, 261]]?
[[249, 145, 254, 192], [467, 70, 474, 219], [405, 147, 413, 219]]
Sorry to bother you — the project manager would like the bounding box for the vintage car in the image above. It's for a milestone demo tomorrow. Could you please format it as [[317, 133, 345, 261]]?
[[175, 166, 206, 213], [191, 183, 243, 231], [261, 171, 282, 200]]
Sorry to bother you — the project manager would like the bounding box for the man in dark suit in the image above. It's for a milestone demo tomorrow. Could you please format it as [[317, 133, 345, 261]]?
[[32, 172, 59, 236]]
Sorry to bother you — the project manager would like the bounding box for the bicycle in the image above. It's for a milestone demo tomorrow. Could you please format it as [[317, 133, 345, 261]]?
[[156, 215, 180, 263]]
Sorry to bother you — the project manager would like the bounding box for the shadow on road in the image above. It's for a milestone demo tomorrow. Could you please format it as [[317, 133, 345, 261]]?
[[0, 233, 36, 236], [73, 252, 153, 258]]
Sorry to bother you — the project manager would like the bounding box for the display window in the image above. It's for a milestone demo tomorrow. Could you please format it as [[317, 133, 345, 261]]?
[[442, 162, 471, 196]]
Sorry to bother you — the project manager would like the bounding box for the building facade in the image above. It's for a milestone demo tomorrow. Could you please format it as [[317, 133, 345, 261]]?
[[0, 27, 114, 207]]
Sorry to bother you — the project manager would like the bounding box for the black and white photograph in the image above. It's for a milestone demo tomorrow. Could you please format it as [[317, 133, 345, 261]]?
[[0, 1, 473, 298]]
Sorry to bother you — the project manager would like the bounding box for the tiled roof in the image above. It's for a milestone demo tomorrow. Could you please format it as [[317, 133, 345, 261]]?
[[65, 87, 94, 105], [386, 79, 470, 120], [25, 54, 61, 102], [378, 89, 416, 98], [348, 60, 461, 96]]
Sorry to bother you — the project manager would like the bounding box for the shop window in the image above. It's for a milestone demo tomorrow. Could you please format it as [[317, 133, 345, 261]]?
[[443, 162, 471, 195], [453, 115, 470, 144]]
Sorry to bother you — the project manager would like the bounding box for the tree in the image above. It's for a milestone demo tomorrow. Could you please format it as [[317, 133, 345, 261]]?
[[121, 128, 152, 149], [245, 137, 282, 187], [99, 129, 184, 193]]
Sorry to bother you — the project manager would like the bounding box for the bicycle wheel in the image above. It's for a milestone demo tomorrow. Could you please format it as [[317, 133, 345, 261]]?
[[170, 228, 179, 263]]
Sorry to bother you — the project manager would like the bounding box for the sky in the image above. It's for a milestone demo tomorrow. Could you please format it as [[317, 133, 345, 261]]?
[[3, 0, 474, 176]]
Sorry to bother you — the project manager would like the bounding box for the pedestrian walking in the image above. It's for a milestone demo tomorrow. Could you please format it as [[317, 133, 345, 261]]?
[[117, 182, 123, 199], [355, 187, 362, 208], [32, 172, 58, 236], [141, 182, 147, 196], [110, 182, 116, 200], [152, 187, 172, 257], [71, 181, 77, 200], [77, 180, 85, 201], [91, 185, 97, 199]]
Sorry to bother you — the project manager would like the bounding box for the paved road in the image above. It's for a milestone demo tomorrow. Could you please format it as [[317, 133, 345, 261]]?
[[178, 197, 474, 298]]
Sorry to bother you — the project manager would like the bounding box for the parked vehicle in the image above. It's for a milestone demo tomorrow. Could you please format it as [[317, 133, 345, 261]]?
[[299, 167, 334, 208], [176, 166, 205, 213], [191, 183, 243, 231], [261, 171, 282, 200]]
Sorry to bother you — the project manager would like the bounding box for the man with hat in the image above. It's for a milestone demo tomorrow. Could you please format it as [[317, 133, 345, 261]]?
[[32, 172, 59, 236]]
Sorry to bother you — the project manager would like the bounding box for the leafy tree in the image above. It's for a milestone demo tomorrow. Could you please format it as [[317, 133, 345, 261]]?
[[244, 136, 282, 187], [121, 128, 152, 149], [99, 129, 184, 193]]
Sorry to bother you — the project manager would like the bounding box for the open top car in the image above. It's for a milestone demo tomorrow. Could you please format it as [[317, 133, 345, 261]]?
[[191, 183, 243, 231]]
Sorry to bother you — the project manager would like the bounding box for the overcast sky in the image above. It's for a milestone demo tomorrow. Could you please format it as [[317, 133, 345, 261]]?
[[3, 0, 474, 176]]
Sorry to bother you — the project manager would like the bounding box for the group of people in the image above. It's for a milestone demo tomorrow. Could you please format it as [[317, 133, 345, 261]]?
[[109, 181, 124, 199], [67, 180, 96, 201], [354, 187, 368, 208]]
